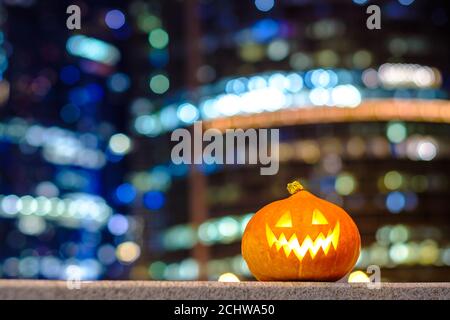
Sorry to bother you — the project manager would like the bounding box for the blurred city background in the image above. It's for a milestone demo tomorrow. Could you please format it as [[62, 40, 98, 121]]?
[[0, 0, 449, 282]]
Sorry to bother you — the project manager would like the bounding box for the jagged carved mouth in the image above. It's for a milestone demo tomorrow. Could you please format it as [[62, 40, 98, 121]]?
[[265, 222, 340, 261]]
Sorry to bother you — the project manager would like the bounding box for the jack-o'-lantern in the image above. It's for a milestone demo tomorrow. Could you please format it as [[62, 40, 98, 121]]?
[[242, 181, 360, 281]]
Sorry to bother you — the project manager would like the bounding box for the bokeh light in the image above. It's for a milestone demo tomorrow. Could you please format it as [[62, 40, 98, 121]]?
[[116, 241, 141, 264], [348, 271, 370, 283], [149, 74, 170, 94], [335, 173, 357, 196], [386, 192, 406, 213], [105, 10, 126, 30], [115, 183, 137, 204], [254, 0, 275, 12], [387, 122, 407, 143], [218, 272, 240, 282], [143, 191, 165, 210], [107, 214, 129, 236], [148, 28, 169, 49], [109, 133, 132, 155]]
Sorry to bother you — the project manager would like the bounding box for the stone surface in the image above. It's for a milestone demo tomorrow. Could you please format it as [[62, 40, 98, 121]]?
[[0, 280, 449, 300]]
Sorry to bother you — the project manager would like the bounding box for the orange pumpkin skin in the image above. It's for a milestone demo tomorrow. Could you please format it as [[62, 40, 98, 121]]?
[[242, 182, 360, 281]]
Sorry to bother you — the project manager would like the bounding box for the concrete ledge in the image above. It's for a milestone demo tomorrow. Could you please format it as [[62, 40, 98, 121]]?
[[0, 280, 449, 300]]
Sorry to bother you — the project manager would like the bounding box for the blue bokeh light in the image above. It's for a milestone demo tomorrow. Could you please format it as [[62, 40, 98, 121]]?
[[115, 183, 137, 204], [386, 191, 406, 213], [105, 10, 126, 30], [143, 191, 165, 210], [398, 0, 415, 6], [107, 214, 129, 236], [251, 19, 279, 42], [255, 0, 275, 12], [107, 73, 130, 93]]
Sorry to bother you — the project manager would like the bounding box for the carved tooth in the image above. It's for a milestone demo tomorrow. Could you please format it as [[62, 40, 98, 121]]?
[[307, 233, 324, 258], [298, 235, 313, 259], [275, 233, 287, 251], [292, 247, 304, 261], [282, 244, 292, 257], [288, 234, 300, 249], [283, 234, 299, 257]]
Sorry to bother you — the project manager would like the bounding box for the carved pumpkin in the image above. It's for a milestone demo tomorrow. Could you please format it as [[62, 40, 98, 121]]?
[[242, 181, 360, 281]]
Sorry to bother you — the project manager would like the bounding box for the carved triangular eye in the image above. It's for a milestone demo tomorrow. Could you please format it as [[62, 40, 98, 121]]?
[[276, 211, 292, 228], [312, 209, 328, 225]]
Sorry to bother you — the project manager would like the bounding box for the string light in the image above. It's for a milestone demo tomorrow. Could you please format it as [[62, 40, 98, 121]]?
[[0, 193, 112, 226], [132, 67, 448, 136], [163, 213, 254, 250], [203, 99, 450, 132], [0, 118, 124, 169]]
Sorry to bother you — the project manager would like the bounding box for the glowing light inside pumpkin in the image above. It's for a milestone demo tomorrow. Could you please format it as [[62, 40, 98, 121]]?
[[312, 209, 328, 225], [266, 221, 340, 260]]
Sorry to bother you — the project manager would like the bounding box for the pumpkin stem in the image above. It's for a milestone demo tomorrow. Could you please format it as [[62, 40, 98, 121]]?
[[287, 181, 305, 195]]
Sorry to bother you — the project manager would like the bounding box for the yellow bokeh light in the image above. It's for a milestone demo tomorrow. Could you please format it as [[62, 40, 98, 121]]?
[[239, 42, 265, 62], [348, 271, 370, 283], [297, 140, 321, 164], [116, 241, 141, 264], [419, 240, 439, 265], [218, 272, 240, 282], [335, 173, 356, 196], [384, 171, 403, 190]]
